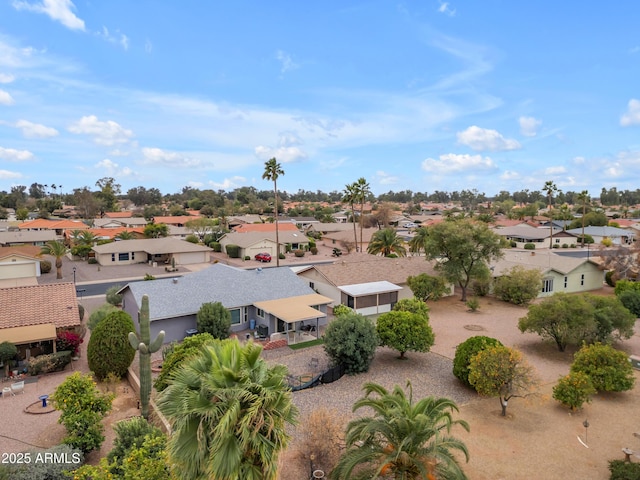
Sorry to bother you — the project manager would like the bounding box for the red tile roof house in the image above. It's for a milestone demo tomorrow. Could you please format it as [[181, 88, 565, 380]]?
[[0, 283, 81, 364]]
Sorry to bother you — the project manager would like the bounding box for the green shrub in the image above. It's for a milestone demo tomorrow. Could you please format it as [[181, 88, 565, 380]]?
[[105, 285, 123, 306], [154, 333, 216, 391], [510, 241, 517, 248], [185, 234, 199, 244], [144, 273, 156, 281], [40, 259, 52, 273], [605, 270, 616, 287], [294, 249, 305, 257], [523, 243, 535, 250], [453, 336, 503, 387], [471, 276, 491, 297], [618, 289, 640, 317], [570, 343, 635, 393], [552, 244, 559, 248], [52, 372, 113, 453], [466, 297, 480, 311], [225, 244, 240, 258], [244, 255, 251, 260], [87, 310, 136, 380], [196, 302, 231, 340], [87, 303, 120, 331], [78, 303, 85, 321], [310, 246, 318, 255], [107, 417, 164, 476], [3, 445, 83, 480], [376, 310, 434, 359], [332, 304, 352, 317], [493, 265, 543, 305], [608, 460, 640, 480], [28, 351, 72, 375], [278, 252, 285, 259], [561, 243, 569, 248], [88, 257, 98, 264], [210, 241, 222, 252], [552, 371, 596, 410], [323, 312, 379, 374], [0, 341, 17, 377], [309, 239, 316, 248], [614, 279, 640, 296]]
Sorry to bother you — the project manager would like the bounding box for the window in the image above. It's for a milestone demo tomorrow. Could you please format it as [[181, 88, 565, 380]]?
[[564, 276, 568, 288], [256, 308, 264, 318], [346, 295, 354, 308], [230, 309, 241, 325], [309, 282, 315, 290], [132, 252, 135, 260], [580, 274, 584, 286], [542, 278, 553, 293], [111, 253, 115, 262], [118, 252, 129, 261]]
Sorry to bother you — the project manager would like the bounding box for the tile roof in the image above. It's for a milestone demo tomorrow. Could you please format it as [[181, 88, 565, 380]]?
[[18, 219, 88, 230], [92, 237, 212, 254], [0, 283, 80, 330], [151, 215, 200, 225], [0, 230, 58, 245], [124, 263, 316, 320], [233, 223, 300, 233], [306, 255, 439, 286], [221, 231, 309, 247], [0, 245, 42, 258], [103, 211, 133, 218], [489, 250, 599, 276]]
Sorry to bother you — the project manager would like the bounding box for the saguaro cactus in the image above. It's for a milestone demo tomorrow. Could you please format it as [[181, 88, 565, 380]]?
[[129, 294, 165, 419]]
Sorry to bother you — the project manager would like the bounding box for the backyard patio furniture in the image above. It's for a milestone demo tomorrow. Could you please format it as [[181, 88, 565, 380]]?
[[10, 381, 24, 395], [2, 386, 12, 398]]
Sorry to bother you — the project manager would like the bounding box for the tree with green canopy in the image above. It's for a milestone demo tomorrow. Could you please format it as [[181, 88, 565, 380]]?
[[367, 228, 407, 257], [40, 240, 69, 279]]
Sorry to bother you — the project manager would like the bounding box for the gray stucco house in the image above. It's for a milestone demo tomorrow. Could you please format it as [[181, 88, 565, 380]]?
[[119, 263, 332, 344]]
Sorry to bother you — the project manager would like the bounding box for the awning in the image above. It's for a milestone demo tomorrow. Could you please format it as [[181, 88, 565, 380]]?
[[0, 324, 57, 345], [338, 280, 402, 297], [254, 293, 332, 324]]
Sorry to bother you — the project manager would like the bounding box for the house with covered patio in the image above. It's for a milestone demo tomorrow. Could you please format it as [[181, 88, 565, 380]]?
[[119, 263, 332, 344]]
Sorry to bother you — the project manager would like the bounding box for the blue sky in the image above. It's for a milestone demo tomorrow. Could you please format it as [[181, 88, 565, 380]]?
[[1, 1, 640, 198]]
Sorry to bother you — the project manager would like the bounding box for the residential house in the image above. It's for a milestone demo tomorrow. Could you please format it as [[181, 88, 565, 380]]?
[[232, 223, 300, 234], [18, 219, 89, 235], [226, 214, 264, 229], [296, 253, 453, 315], [0, 230, 58, 247], [320, 227, 377, 253], [93, 217, 149, 229], [0, 246, 42, 287], [151, 215, 199, 227], [492, 224, 578, 249], [565, 225, 635, 245], [119, 263, 332, 343], [219, 230, 310, 258], [0, 283, 80, 361], [489, 250, 603, 297], [91, 237, 211, 266]]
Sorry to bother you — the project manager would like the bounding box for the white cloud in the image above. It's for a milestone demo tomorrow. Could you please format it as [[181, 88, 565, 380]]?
[[0, 74, 15, 83], [0, 170, 23, 179], [543, 166, 566, 175], [208, 176, 246, 190], [254, 132, 308, 162], [141, 147, 201, 168], [500, 170, 520, 180], [12, 0, 85, 31], [0, 89, 15, 105], [375, 170, 399, 185], [457, 126, 521, 151], [421, 153, 497, 173], [0, 146, 34, 161], [144, 39, 153, 53], [275, 50, 299, 74], [519, 116, 542, 137], [95, 158, 133, 176], [620, 99, 640, 126], [97, 27, 129, 50], [438, 1, 456, 16], [573, 156, 586, 165], [68, 115, 134, 146], [15, 119, 59, 138]]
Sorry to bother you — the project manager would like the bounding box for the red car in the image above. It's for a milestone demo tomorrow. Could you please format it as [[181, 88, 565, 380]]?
[[255, 252, 272, 262]]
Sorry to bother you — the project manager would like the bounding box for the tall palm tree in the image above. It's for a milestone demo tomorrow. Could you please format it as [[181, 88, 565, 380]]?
[[354, 177, 371, 254], [332, 382, 470, 480], [157, 339, 298, 480], [342, 182, 359, 252], [543, 181, 558, 248], [409, 226, 429, 255], [577, 190, 590, 248], [262, 158, 284, 267], [115, 230, 136, 240], [367, 228, 407, 257], [40, 240, 69, 279]]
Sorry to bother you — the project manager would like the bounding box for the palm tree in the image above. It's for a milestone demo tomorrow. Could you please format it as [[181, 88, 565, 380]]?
[[543, 181, 558, 248], [577, 190, 590, 248], [409, 226, 429, 255], [342, 182, 359, 252], [40, 240, 69, 279], [262, 158, 284, 267], [367, 228, 407, 257], [76, 230, 98, 246], [332, 382, 470, 480], [115, 230, 136, 240], [157, 339, 298, 480], [354, 177, 371, 254]]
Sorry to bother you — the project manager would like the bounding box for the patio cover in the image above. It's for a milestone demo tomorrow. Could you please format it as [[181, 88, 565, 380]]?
[[0, 324, 56, 345], [254, 293, 332, 323], [338, 280, 402, 297]]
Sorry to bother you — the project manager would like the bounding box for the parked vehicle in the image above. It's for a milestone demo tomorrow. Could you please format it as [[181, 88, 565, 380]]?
[[255, 252, 272, 262]]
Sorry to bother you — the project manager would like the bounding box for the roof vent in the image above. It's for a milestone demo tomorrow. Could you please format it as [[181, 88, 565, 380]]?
[[172, 278, 178, 284]]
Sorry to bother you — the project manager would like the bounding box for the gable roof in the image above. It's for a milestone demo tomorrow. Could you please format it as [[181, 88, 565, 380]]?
[[92, 237, 211, 254], [489, 250, 600, 276], [221, 230, 309, 247], [123, 263, 319, 320], [233, 223, 300, 233], [103, 211, 133, 218], [0, 245, 42, 259], [0, 283, 80, 330], [0, 230, 58, 245], [303, 254, 439, 287], [151, 215, 199, 226], [566, 226, 636, 238], [18, 219, 88, 230]]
